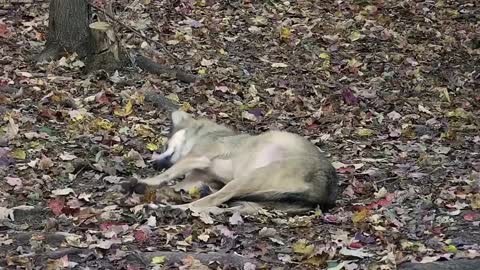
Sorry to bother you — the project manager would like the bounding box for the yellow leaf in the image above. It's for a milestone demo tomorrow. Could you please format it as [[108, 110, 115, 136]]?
[[447, 108, 469, 119], [352, 208, 369, 223], [440, 129, 456, 140], [437, 87, 451, 103], [114, 100, 133, 117], [401, 126, 416, 139], [304, 253, 328, 266], [347, 58, 362, 68], [280, 27, 292, 40], [146, 143, 159, 151], [188, 186, 201, 199], [198, 68, 207, 75], [131, 92, 145, 105], [319, 52, 330, 60], [166, 93, 179, 103], [94, 118, 114, 131], [11, 149, 26, 160], [471, 194, 480, 209], [356, 128, 374, 137], [292, 239, 315, 256], [134, 124, 155, 138], [444, 245, 457, 253], [181, 102, 193, 112], [349, 31, 363, 42], [151, 256, 166, 264]]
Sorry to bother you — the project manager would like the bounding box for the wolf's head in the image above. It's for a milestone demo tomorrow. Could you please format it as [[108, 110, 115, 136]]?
[[151, 110, 233, 170]]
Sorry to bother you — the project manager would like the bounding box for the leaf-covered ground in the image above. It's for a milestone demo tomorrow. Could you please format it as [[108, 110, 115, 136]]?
[[1, 0, 479, 269]]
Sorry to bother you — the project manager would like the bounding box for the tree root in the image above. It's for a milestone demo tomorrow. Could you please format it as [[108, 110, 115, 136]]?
[[399, 259, 480, 270], [134, 54, 197, 84]]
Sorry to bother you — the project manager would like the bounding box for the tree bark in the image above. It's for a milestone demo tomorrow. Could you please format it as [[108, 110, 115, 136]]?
[[37, 0, 93, 62]]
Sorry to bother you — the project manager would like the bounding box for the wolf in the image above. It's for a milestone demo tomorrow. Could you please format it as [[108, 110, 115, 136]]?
[[134, 110, 339, 214]]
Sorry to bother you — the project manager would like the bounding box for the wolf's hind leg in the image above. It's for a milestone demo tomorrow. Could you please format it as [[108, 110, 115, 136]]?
[[182, 164, 309, 209], [139, 156, 211, 186]]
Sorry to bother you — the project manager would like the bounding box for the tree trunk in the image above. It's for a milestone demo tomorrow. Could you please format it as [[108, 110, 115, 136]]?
[[37, 0, 93, 62]]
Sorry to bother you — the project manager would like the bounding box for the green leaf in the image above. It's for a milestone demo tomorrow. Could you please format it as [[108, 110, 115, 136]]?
[[151, 256, 166, 264], [11, 149, 26, 160], [349, 31, 363, 42], [356, 128, 375, 137]]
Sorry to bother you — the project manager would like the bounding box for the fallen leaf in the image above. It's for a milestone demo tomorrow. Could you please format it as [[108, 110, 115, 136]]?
[[259, 227, 277, 237], [48, 199, 65, 216], [352, 208, 369, 223], [200, 58, 214, 67], [59, 152, 77, 161], [342, 89, 359, 105], [349, 31, 364, 41], [38, 155, 53, 170], [52, 188, 75, 196], [0, 22, 12, 38], [339, 247, 373, 258], [229, 211, 244, 225], [463, 213, 478, 221], [114, 100, 133, 117], [271, 62, 288, 68], [374, 187, 388, 198], [6, 176, 22, 188], [387, 111, 402, 120], [4, 117, 19, 140], [243, 262, 257, 270], [356, 128, 375, 137], [11, 149, 26, 160], [151, 256, 166, 265], [280, 27, 291, 40], [0, 207, 14, 221], [292, 239, 315, 256], [471, 194, 480, 209], [242, 111, 258, 122], [446, 108, 469, 119]]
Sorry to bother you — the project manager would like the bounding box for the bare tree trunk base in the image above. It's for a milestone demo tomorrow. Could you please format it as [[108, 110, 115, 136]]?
[[84, 49, 129, 73], [35, 44, 65, 63]]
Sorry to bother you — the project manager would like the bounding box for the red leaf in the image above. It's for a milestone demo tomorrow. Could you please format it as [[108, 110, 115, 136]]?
[[323, 214, 340, 224], [463, 213, 478, 221], [48, 199, 65, 216], [99, 221, 115, 231], [0, 22, 11, 38], [349, 242, 363, 249], [134, 228, 150, 242], [432, 227, 444, 234], [95, 92, 110, 105]]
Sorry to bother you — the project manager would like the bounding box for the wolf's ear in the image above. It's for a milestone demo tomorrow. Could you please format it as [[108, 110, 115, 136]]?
[[171, 110, 192, 126]]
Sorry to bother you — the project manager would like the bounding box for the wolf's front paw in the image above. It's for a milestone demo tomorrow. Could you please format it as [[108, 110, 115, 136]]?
[[120, 178, 148, 194], [151, 158, 172, 171]]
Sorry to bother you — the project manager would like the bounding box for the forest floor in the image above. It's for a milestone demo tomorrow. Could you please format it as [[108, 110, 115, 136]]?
[[0, 0, 479, 269]]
